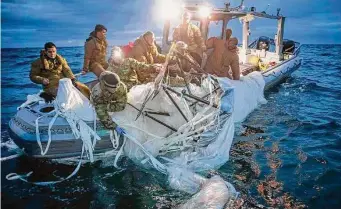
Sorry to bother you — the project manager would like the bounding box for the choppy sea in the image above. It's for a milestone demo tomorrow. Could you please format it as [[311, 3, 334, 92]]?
[[1, 45, 341, 208]]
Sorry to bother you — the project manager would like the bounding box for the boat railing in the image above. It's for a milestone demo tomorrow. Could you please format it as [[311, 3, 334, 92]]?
[[292, 44, 301, 56], [248, 37, 301, 56]]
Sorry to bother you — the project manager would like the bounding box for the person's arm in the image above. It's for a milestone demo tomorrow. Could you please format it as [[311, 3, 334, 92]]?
[[205, 37, 217, 49], [94, 103, 118, 129], [231, 55, 240, 80], [83, 40, 95, 71], [61, 58, 75, 80], [30, 60, 45, 84], [151, 45, 166, 63], [128, 58, 156, 73], [133, 59, 157, 82]]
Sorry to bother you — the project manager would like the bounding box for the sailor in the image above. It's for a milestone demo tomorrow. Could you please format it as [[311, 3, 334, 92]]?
[[30, 42, 91, 103], [82, 24, 109, 77], [91, 71, 127, 134], [108, 46, 196, 89], [221, 37, 240, 80], [127, 31, 166, 64], [172, 11, 206, 65], [108, 46, 162, 90], [205, 28, 233, 75]]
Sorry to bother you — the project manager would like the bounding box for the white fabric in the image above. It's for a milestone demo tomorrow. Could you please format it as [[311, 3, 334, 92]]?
[[55, 78, 96, 121], [17, 91, 44, 110], [54, 78, 100, 162], [177, 175, 237, 209], [220, 71, 267, 123]]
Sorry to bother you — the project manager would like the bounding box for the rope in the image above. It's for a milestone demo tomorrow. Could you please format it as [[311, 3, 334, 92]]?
[[6, 144, 85, 186], [0, 153, 23, 162], [35, 110, 57, 156]]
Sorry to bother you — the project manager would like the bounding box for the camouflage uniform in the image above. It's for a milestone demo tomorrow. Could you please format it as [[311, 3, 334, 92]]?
[[91, 74, 127, 129], [30, 52, 90, 98], [127, 35, 166, 64], [83, 31, 109, 72], [108, 58, 157, 90], [108, 58, 191, 90]]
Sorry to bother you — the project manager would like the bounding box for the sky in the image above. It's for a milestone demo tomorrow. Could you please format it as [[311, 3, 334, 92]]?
[[1, 0, 341, 48]]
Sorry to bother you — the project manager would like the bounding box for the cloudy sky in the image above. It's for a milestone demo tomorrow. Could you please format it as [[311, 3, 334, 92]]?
[[1, 0, 340, 48]]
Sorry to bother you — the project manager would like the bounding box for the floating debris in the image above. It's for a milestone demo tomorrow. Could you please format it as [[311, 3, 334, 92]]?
[[240, 125, 265, 136]]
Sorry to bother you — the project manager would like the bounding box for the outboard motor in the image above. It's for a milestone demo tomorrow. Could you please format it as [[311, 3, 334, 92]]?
[[257, 36, 271, 51], [282, 39, 295, 54]]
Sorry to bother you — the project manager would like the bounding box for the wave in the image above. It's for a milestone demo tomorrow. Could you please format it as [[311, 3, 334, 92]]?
[[320, 53, 333, 56], [2, 83, 37, 89], [14, 60, 32, 66], [300, 120, 341, 132]]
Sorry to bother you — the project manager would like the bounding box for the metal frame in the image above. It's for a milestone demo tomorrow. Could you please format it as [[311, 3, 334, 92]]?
[[162, 3, 287, 59]]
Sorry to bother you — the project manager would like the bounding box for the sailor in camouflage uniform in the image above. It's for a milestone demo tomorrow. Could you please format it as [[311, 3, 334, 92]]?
[[107, 47, 194, 90], [108, 47, 159, 90], [91, 71, 127, 133]]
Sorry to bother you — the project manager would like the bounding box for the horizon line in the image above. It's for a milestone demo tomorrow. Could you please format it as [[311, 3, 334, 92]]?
[[2, 43, 341, 50]]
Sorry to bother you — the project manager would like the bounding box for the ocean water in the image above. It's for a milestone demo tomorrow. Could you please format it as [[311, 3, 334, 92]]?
[[1, 45, 341, 208]]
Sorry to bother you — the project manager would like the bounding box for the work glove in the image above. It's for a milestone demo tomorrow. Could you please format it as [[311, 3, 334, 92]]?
[[115, 126, 126, 135], [40, 92, 55, 103], [71, 78, 78, 88]]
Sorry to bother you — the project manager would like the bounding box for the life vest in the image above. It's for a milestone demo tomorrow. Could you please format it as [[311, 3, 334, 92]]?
[[121, 42, 134, 58]]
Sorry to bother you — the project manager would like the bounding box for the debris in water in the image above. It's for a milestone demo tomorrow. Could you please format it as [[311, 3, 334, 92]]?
[[240, 125, 265, 136]]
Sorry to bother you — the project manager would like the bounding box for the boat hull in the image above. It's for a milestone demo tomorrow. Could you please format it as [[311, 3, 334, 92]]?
[[8, 105, 120, 159], [262, 56, 302, 90]]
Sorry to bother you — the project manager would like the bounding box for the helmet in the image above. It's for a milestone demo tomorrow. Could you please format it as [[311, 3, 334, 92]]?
[[99, 71, 120, 93]]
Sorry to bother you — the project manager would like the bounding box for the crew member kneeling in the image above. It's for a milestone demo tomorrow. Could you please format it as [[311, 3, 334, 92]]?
[[91, 71, 127, 135]]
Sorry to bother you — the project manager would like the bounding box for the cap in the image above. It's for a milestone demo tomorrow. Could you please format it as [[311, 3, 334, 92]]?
[[99, 72, 120, 88], [95, 24, 107, 32], [228, 37, 238, 46], [143, 31, 154, 37]]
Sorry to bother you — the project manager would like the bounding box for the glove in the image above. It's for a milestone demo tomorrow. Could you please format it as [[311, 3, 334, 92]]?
[[71, 78, 78, 88], [115, 126, 126, 135], [40, 92, 55, 103]]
